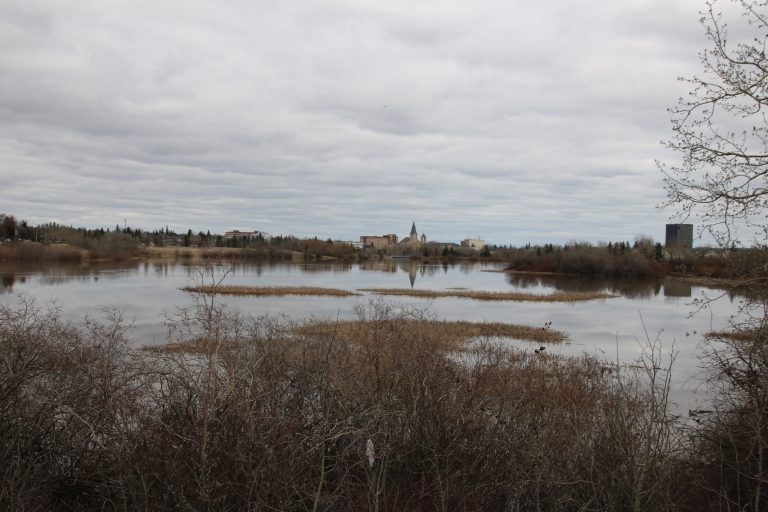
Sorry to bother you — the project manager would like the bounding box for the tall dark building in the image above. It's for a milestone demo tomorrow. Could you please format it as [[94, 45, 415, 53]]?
[[665, 224, 693, 250]]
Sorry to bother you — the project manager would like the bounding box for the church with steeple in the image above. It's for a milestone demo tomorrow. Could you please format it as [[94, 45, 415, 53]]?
[[401, 221, 426, 248]]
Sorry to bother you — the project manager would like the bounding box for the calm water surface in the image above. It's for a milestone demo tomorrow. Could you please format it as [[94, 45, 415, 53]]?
[[0, 260, 746, 410]]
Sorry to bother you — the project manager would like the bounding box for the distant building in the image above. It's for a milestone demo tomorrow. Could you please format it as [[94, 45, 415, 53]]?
[[401, 222, 425, 248], [224, 229, 273, 241], [665, 224, 693, 251], [361, 223, 427, 251], [360, 234, 398, 249], [461, 238, 486, 251]]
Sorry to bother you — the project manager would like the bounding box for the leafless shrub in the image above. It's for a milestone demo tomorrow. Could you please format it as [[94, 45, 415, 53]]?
[[0, 242, 83, 262], [88, 232, 138, 260], [0, 278, 685, 511], [0, 298, 144, 510], [684, 319, 768, 511]]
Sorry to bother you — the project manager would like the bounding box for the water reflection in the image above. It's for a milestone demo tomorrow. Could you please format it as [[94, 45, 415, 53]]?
[[359, 261, 397, 272], [392, 262, 471, 288], [0, 259, 748, 417], [357, 261, 453, 287], [503, 273, 752, 300], [1, 273, 19, 292], [0, 261, 143, 288], [505, 273, 665, 299], [663, 280, 693, 298], [293, 263, 353, 273], [0, 259, 745, 303]]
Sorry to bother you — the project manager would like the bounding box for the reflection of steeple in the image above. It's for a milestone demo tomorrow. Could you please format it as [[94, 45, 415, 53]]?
[[408, 264, 417, 288]]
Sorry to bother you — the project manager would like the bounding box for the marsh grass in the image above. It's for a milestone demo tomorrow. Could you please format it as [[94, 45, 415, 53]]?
[[182, 284, 359, 296], [358, 287, 616, 302], [296, 318, 568, 346], [145, 318, 566, 354], [705, 330, 754, 342], [705, 325, 768, 342], [0, 242, 85, 262]]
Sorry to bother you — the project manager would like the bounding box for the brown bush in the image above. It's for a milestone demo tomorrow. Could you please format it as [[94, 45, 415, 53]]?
[[0, 287, 687, 511], [88, 232, 138, 260], [505, 244, 662, 278], [0, 241, 83, 262], [682, 324, 768, 512]]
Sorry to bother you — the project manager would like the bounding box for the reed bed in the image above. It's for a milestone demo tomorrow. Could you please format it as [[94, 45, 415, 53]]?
[[358, 287, 616, 302], [182, 285, 359, 297], [146, 319, 567, 354], [705, 328, 768, 342], [0, 242, 85, 262], [296, 318, 568, 346]]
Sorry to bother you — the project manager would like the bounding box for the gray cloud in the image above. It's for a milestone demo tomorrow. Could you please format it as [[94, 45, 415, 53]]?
[[0, 0, 719, 245]]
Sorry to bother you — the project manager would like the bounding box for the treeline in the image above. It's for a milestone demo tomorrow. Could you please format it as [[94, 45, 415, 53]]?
[[503, 241, 663, 277], [2, 212, 762, 274], [1, 295, 764, 511], [0, 214, 141, 261], [0, 213, 35, 241], [1, 213, 247, 250], [0, 213, 366, 262], [496, 239, 746, 279]]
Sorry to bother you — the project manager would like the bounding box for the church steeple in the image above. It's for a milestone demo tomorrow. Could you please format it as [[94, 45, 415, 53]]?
[[410, 221, 417, 237]]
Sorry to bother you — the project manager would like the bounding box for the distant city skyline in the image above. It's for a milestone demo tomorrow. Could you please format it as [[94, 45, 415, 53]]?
[[6, 214, 713, 249], [0, 0, 737, 246]]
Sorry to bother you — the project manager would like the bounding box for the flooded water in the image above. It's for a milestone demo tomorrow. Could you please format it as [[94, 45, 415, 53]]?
[[0, 259, 746, 411]]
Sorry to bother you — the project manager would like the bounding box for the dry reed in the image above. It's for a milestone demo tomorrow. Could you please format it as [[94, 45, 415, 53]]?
[[295, 318, 568, 345], [182, 285, 359, 297], [358, 287, 616, 302], [705, 328, 768, 342], [146, 319, 567, 353]]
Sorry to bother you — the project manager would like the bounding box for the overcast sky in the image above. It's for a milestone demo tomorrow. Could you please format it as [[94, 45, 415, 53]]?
[[0, 0, 725, 244]]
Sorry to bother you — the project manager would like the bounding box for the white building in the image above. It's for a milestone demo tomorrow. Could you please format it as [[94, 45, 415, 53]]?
[[223, 229, 273, 241], [461, 238, 486, 250]]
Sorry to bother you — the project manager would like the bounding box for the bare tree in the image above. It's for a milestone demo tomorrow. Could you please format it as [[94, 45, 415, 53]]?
[[660, 0, 768, 247], [661, 4, 768, 509]]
